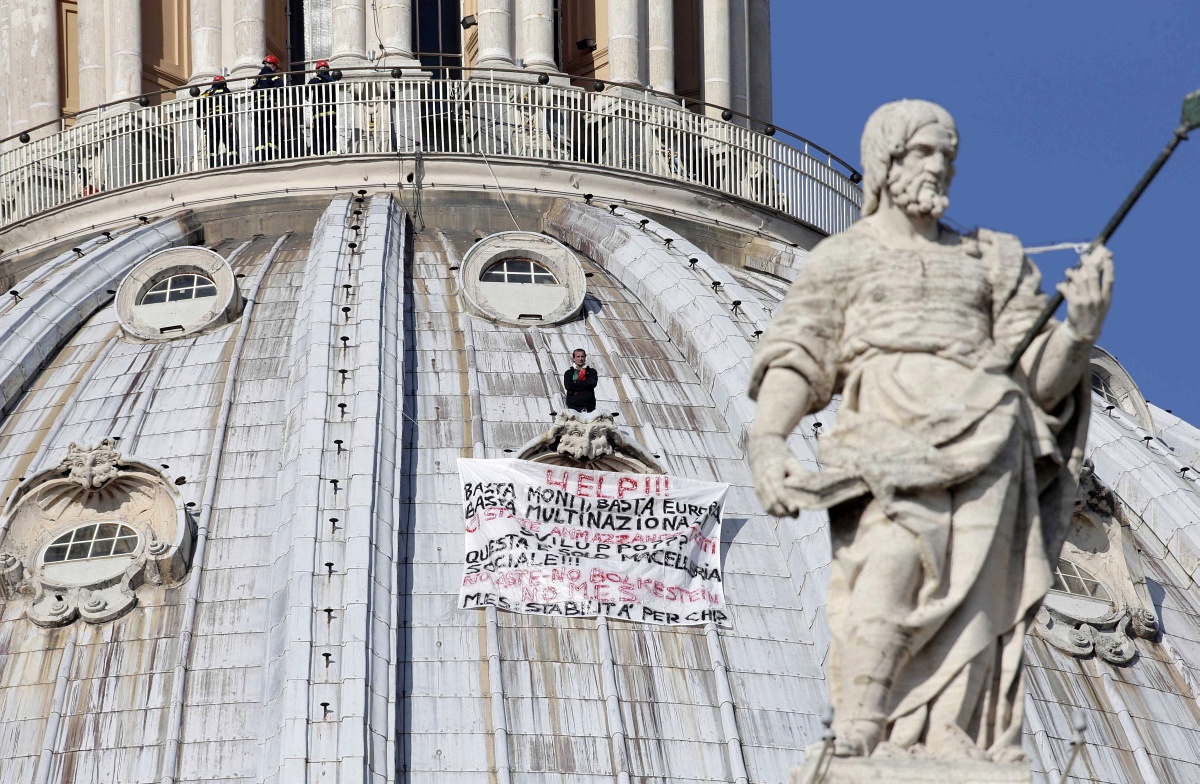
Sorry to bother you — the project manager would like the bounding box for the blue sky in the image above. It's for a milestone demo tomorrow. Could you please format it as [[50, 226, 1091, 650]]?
[[770, 1, 1200, 421]]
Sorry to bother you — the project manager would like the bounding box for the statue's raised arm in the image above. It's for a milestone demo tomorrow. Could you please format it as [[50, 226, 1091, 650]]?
[[749, 100, 1111, 773]]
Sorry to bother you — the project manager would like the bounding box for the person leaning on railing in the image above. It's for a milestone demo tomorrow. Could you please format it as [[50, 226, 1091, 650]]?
[[307, 60, 337, 156], [251, 55, 285, 162], [197, 75, 237, 168]]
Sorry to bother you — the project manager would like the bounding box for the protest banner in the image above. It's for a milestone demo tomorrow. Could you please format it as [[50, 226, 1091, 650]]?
[[457, 458, 729, 626]]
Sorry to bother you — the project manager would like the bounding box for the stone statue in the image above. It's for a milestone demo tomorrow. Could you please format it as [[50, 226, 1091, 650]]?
[[749, 100, 1112, 765], [517, 411, 665, 474], [60, 439, 123, 491]]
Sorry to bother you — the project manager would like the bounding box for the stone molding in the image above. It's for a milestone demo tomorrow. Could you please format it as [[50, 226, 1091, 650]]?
[[1033, 462, 1160, 665], [459, 230, 586, 326], [517, 410, 665, 473], [0, 439, 194, 626], [115, 245, 243, 341]]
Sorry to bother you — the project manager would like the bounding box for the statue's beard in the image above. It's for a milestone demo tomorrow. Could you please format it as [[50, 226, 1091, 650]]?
[[888, 168, 950, 219]]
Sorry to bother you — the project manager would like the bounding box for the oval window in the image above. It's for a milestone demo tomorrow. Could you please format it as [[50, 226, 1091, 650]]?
[[43, 523, 140, 563], [480, 258, 558, 284], [138, 274, 219, 305]]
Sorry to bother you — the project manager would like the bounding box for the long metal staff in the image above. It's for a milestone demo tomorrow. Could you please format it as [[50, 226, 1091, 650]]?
[[1006, 89, 1200, 373]]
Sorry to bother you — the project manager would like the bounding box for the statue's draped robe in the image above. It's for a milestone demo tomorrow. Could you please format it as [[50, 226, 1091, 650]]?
[[749, 223, 1089, 752]]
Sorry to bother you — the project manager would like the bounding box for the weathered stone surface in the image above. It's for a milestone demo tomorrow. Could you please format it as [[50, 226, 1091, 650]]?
[[792, 753, 1031, 783]]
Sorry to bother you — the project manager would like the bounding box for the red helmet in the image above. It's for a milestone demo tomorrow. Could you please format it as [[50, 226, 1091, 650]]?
[[315, 59, 330, 70], [213, 75, 226, 82], [263, 54, 280, 66]]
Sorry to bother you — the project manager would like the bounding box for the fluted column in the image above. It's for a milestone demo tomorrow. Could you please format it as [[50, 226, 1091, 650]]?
[[475, 0, 515, 69], [648, 0, 674, 94], [747, 0, 772, 126], [231, 0, 267, 80], [332, 0, 368, 67], [607, 0, 644, 87], [378, 0, 421, 67], [9, 0, 60, 134], [108, 0, 144, 101], [78, 0, 107, 111], [0, 0, 10, 138], [702, 0, 730, 118], [730, 0, 748, 125], [521, 0, 557, 72], [189, 0, 223, 84]]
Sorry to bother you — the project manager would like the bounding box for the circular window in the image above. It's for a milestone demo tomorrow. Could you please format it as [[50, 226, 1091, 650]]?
[[116, 246, 243, 341], [460, 232, 586, 326]]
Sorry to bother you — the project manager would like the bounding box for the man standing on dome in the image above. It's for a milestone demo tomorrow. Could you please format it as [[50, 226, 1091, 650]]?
[[564, 349, 598, 413], [748, 100, 1112, 763]]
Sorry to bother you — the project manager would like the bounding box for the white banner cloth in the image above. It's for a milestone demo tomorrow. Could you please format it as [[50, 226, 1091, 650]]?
[[457, 458, 729, 626]]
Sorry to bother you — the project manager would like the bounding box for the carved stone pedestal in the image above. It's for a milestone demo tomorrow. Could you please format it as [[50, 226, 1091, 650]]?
[[791, 755, 1031, 784]]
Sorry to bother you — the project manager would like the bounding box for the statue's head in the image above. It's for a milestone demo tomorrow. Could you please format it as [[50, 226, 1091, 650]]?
[[60, 439, 122, 490], [861, 99, 958, 219], [554, 411, 621, 462]]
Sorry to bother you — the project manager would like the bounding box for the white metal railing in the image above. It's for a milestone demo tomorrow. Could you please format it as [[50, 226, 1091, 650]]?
[[0, 78, 862, 235]]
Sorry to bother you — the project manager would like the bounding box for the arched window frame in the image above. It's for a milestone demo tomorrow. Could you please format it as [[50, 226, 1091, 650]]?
[[42, 523, 140, 563], [1051, 559, 1111, 602], [138, 273, 219, 305], [480, 258, 558, 284]]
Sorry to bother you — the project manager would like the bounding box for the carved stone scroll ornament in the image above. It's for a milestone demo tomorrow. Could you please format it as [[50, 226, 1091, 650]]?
[[1033, 461, 1159, 665], [0, 441, 193, 626], [517, 411, 665, 474], [1035, 603, 1157, 665]]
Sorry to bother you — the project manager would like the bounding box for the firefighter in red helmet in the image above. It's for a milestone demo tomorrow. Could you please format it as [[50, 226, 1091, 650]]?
[[307, 59, 338, 155], [197, 74, 237, 168], [251, 54, 286, 161]]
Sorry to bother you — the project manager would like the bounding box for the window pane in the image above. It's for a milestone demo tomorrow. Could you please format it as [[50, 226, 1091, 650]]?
[[141, 292, 167, 304], [505, 260, 532, 273], [44, 545, 68, 562], [1062, 574, 1087, 595], [169, 275, 196, 290], [533, 274, 555, 284], [68, 542, 91, 560], [96, 523, 119, 539], [509, 274, 533, 283], [112, 536, 137, 555], [481, 271, 505, 282], [147, 280, 170, 293], [90, 539, 115, 558], [73, 525, 97, 542], [195, 285, 218, 298], [168, 289, 194, 302]]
